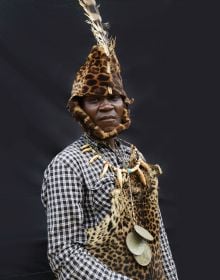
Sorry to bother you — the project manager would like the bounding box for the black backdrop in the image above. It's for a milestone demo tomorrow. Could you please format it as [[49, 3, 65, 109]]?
[[0, 0, 217, 280]]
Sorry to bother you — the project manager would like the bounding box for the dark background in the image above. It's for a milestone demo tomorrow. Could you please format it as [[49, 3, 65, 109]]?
[[0, 0, 217, 279]]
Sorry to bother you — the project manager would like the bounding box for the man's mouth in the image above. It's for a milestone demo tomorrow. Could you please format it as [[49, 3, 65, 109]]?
[[98, 116, 116, 121]]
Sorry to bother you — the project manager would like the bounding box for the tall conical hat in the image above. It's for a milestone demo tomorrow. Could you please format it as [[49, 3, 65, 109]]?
[[67, 0, 133, 139], [69, 43, 132, 104]]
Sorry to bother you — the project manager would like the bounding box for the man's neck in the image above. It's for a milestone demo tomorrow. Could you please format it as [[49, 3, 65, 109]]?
[[104, 137, 116, 150], [84, 133, 118, 151]]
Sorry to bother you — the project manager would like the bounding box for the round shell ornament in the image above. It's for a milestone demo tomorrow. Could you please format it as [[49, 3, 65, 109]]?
[[134, 242, 152, 266], [134, 225, 154, 241], [126, 231, 146, 256]]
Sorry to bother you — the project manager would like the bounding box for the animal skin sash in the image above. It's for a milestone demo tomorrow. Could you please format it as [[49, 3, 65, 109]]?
[[85, 148, 167, 280]]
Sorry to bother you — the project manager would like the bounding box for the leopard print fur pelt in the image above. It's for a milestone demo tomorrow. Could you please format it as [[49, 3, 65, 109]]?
[[86, 148, 167, 280]]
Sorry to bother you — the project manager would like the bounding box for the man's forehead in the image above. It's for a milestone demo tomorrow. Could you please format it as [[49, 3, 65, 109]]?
[[83, 93, 121, 99]]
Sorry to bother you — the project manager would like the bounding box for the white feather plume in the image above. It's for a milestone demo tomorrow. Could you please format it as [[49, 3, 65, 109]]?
[[78, 0, 111, 56]]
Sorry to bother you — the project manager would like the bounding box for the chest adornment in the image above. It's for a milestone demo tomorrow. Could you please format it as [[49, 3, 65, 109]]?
[[81, 142, 167, 280]]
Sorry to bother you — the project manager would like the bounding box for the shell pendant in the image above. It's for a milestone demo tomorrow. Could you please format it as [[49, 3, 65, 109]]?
[[126, 225, 153, 266]]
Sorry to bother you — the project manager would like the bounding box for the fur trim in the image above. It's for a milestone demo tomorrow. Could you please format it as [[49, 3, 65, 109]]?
[[67, 99, 131, 139]]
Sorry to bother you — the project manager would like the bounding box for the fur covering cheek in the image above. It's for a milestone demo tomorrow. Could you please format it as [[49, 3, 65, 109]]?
[[67, 99, 131, 140]]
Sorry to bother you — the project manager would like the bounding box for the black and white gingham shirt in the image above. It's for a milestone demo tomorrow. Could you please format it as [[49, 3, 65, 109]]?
[[41, 134, 178, 280]]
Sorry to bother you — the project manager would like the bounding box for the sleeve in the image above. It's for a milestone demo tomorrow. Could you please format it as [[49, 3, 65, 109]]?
[[41, 158, 131, 280], [159, 210, 179, 280]]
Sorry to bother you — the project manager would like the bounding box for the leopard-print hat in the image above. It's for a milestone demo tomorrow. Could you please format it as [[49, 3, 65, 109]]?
[[68, 42, 132, 104], [67, 0, 133, 139]]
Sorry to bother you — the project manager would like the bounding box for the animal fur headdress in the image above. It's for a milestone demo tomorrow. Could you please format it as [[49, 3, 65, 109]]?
[[67, 0, 133, 139]]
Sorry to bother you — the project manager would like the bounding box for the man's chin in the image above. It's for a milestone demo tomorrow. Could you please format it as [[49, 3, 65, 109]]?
[[101, 127, 116, 132], [97, 120, 121, 131]]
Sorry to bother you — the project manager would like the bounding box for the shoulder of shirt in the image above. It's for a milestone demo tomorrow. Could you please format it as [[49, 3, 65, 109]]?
[[45, 137, 85, 171]]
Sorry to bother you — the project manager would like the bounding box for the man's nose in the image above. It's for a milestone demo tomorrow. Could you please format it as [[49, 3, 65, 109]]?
[[99, 98, 113, 111]]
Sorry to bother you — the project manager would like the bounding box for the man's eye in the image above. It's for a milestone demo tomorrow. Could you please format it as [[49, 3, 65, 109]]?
[[108, 95, 121, 102], [87, 97, 99, 103]]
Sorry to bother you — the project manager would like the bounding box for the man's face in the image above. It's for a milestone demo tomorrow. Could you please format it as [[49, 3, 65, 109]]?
[[82, 94, 124, 132]]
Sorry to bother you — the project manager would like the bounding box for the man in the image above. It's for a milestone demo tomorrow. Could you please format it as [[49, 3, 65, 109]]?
[[41, 1, 178, 279]]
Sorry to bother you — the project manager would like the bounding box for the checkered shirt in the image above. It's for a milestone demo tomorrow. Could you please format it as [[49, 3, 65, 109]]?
[[41, 134, 178, 280]]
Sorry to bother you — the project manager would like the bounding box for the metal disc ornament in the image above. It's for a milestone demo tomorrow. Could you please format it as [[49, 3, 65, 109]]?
[[126, 231, 146, 256], [134, 225, 154, 241], [134, 242, 152, 266]]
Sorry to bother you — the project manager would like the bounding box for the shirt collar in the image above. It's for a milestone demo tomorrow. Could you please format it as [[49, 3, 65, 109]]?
[[82, 133, 121, 151]]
